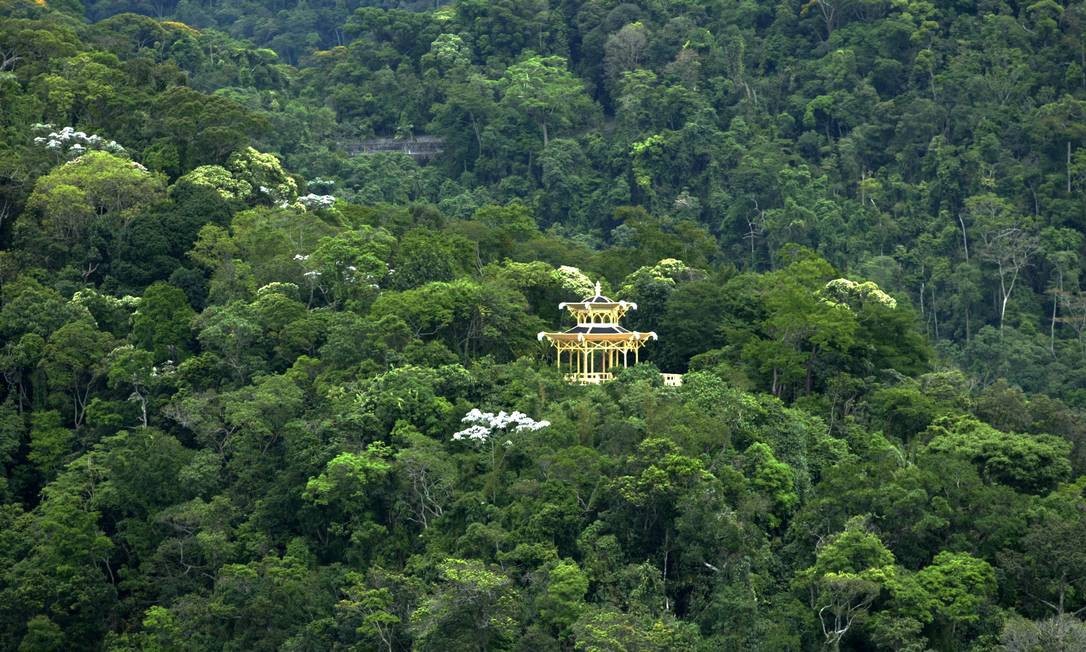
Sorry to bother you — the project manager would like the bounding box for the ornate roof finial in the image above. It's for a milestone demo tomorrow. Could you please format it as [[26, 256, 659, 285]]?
[[594, 280, 602, 296]]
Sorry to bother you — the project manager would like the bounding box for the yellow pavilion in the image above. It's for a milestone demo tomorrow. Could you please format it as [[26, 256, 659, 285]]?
[[538, 282, 681, 385]]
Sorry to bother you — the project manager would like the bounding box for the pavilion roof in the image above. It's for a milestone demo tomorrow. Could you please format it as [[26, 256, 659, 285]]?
[[537, 326, 657, 342], [558, 281, 637, 311]]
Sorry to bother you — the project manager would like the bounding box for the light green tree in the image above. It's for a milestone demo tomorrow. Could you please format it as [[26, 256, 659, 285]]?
[[411, 558, 519, 651], [499, 55, 593, 147], [795, 517, 897, 651]]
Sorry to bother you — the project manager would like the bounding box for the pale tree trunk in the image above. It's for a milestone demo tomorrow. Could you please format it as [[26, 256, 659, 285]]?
[[931, 284, 939, 340], [982, 226, 1039, 337], [812, 0, 837, 40], [1069, 141, 1073, 194], [958, 214, 970, 261], [137, 389, 148, 429], [998, 259, 1024, 336], [1051, 270, 1063, 355], [0, 198, 12, 232], [74, 383, 91, 428], [920, 281, 925, 322]]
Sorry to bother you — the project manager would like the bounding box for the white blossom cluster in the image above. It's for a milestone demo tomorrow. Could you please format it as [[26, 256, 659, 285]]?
[[32, 124, 125, 156], [296, 257, 379, 286], [308, 176, 336, 192], [822, 278, 897, 310], [342, 263, 381, 288], [150, 360, 176, 378], [298, 193, 337, 209], [294, 254, 323, 280], [452, 408, 551, 444]]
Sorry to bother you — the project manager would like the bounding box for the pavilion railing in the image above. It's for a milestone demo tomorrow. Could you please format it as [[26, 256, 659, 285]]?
[[563, 372, 684, 386], [564, 372, 614, 385]]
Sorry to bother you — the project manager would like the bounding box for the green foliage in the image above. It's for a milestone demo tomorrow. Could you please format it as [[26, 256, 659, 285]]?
[[915, 551, 996, 629], [795, 517, 898, 650], [410, 558, 519, 651], [923, 416, 1072, 494], [742, 442, 799, 530], [130, 282, 195, 361], [303, 443, 392, 507], [27, 410, 73, 480], [226, 147, 297, 206], [570, 606, 702, 651], [536, 559, 589, 635], [498, 55, 596, 148], [0, 1, 1084, 649], [19, 615, 63, 652]]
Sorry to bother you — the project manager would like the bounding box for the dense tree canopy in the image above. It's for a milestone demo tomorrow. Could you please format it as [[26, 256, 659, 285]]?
[[1, 0, 1086, 649]]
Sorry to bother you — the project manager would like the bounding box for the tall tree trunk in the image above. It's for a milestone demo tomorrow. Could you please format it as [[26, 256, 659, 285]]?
[[471, 114, 482, 152], [932, 284, 939, 340], [920, 281, 925, 319], [958, 214, 970, 261], [1051, 282, 1060, 356], [999, 263, 1021, 336], [1050, 270, 1066, 355], [805, 348, 818, 395], [139, 391, 148, 429]]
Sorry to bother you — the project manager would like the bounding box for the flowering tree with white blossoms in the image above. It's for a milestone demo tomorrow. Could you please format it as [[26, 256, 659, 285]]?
[[452, 409, 550, 501], [32, 124, 126, 158], [297, 193, 337, 210], [452, 408, 551, 444]]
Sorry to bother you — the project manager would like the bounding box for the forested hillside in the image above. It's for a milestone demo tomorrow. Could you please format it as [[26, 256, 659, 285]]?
[[2, 0, 1086, 649]]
